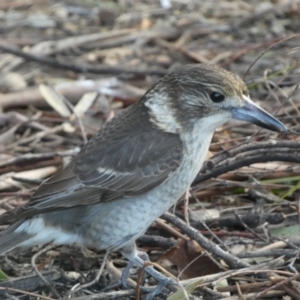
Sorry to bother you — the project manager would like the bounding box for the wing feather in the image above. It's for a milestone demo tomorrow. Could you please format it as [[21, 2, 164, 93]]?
[[0, 102, 183, 224]]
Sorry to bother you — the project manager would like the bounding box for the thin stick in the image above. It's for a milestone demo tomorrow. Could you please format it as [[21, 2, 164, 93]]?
[[0, 287, 56, 300], [243, 33, 300, 79], [69, 252, 109, 296], [31, 244, 61, 299]]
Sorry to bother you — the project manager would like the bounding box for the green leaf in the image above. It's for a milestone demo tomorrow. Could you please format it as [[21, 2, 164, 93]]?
[[279, 180, 300, 200], [167, 279, 202, 300], [270, 225, 300, 238], [0, 269, 9, 280], [261, 175, 300, 184]]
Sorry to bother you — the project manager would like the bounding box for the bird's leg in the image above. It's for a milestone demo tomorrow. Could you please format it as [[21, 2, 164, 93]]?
[[137, 250, 150, 262], [130, 254, 176, 286], [121, 260, 135, 288], [121, 244, 177, 298], [121, 250, 150, 288]]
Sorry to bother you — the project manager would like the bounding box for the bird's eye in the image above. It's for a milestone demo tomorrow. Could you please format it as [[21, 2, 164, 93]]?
[[210, 91, 225, 103]]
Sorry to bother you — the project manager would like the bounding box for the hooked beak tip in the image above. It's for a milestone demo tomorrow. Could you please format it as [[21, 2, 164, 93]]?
[[231, 97, 287, 133]]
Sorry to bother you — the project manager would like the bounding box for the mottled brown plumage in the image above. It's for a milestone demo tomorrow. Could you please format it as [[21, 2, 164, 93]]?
[[0, 64, 249, 225], [0, 64, 286, 299], [2, 103, 183, 224]]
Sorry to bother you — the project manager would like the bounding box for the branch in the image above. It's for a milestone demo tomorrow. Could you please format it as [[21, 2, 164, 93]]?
[[194, 141, 300, 185], [0, 43, 167, 76]]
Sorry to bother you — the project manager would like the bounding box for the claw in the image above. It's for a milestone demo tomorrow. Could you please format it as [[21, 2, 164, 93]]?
[[121, 249, 177, 298], [145, 282, 165, 300], [121, 260, 135, 288]]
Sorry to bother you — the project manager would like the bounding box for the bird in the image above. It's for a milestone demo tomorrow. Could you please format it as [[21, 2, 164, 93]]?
[[0, 64, 286, 298]]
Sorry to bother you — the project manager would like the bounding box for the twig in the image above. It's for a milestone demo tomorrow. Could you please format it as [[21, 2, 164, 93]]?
[[31, 244, 61, 299], [194, 153, 300, 185], [251, 273, 300, 300], [162, 212, 250, 269], [69, 252, 109, 296], [0, 149, 80, 168], [243, 33, 300, 79], [0, 287, 56, 300], [233, 211, 268, 242], [0, 42, 167, 76]]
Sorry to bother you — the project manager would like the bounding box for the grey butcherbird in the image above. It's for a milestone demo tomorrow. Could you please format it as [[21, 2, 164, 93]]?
[[0, 64, 286, 297]]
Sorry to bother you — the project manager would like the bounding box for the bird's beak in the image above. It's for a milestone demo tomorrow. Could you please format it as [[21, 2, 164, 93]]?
[[231, 96, 287, 132]]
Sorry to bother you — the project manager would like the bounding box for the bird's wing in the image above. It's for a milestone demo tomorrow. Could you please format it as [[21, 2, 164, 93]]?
[[0, 103, 183, 224]]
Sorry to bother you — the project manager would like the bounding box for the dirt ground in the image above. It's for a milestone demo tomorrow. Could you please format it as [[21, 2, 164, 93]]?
[[0, 0, 300, 299]]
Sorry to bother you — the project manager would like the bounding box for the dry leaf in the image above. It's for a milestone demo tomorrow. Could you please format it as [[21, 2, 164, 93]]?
[[158, 239, 222, 279], [39, 84, 71, 117]]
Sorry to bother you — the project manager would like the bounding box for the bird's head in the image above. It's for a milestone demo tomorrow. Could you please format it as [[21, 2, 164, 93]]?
[[143, 64, 286, 134]]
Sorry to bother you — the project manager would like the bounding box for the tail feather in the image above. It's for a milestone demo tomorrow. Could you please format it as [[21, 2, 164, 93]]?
[[0, 222, 32, 255]]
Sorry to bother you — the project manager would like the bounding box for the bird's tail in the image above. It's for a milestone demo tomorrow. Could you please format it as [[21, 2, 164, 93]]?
[[0, 222, 32, 254]]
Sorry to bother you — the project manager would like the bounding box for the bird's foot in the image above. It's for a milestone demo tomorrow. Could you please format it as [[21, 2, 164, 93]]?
[[121, 260, 135, 288], [121, 250, 177, 299]]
